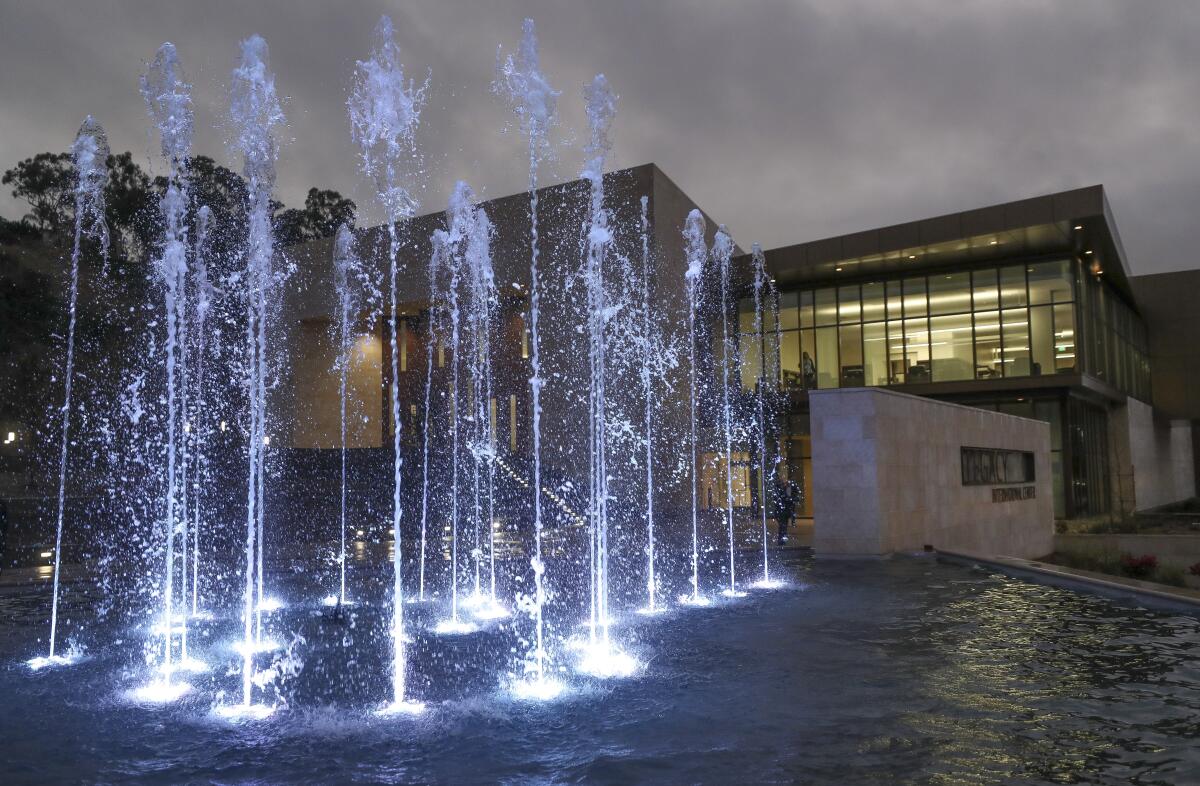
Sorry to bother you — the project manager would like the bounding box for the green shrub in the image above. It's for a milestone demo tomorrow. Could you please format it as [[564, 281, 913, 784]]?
[[1155, 565, 1186, 587]]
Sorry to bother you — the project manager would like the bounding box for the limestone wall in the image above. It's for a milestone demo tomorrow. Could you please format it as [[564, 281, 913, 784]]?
[[810, 387, 1054, 559], [1110, 397, 1195, 513]]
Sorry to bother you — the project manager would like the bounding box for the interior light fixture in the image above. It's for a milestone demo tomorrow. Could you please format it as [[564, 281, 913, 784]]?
[[1074, 225, 1083, 230]]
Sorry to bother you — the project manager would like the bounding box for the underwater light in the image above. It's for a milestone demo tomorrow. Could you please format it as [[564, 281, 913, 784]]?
[[214, 703, 276, 721], [26, 652, 83, 671], [374, 700, 426, 717], [231, 638, 281, 656], [433, 619, 478, 635], [636, 605, 666, 616], [127, 680, 192, 704], [510, 676, 566, 701], [575, 642, 640, 679]]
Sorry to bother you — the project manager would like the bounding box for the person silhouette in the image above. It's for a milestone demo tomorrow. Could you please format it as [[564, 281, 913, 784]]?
[[802, 351, 816, 389]]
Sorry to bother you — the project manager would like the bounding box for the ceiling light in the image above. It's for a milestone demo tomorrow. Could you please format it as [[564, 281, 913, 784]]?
[[908, 255, 916, 260], [835, 267, 843, 272], [1085, 250, 1093, 255], [1074, 225, 1083, 231], [989, 239, 998, 246]]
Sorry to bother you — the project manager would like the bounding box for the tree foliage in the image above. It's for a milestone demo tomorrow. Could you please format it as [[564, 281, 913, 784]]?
[[275, 187, 357, 246], [0, 149, 354, 433]]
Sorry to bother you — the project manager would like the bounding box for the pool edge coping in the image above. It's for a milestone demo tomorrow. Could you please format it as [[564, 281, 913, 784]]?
[[936, 549, 1200, 613]]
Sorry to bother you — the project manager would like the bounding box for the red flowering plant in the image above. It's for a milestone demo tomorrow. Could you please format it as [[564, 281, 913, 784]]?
[[1119, 553, 1158, 579], [1188, 562, 1200, 577]]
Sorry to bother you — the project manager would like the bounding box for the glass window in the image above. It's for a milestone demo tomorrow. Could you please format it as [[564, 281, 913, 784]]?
[[815, 326, 838, 388], [928, 272, 971, 316], [863, 322, 887, 386], [1053, 304, 1076, 373], [799, 290, 815, 329], [738, 297, 756, 335], [800, 329, 817, 390], [974, 310, 1002, 378], [1034, 399, 1063, 452], [973, 268, 999, 311], [814, 288, 837, 327], [861, 282, 886, 323], [886, 280, 904, 320], [779, 292, 798, 330], [1030, 305, 1053, 377], [763, 327, 781, 388], [887, 320, 906, 384], [740, 332, 762, 390], [839, 324, 863, 387], [838, 284, 860, 324], [1000, 265, 1027, 308], [902, 277, 927, 320], [904, 317, 930, 382], [929, 313, 974, 381], [781, 329, 801, 388], [1027, 260, 1073, 305], [400, 320, 408, 372], [1002, 308, 1031, 376]]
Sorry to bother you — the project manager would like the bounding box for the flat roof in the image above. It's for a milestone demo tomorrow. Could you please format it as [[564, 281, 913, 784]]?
[[754, 185, 1134, 302]]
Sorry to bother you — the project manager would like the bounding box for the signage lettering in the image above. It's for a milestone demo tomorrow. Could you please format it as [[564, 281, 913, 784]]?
[[961, 447, 1035, 486]]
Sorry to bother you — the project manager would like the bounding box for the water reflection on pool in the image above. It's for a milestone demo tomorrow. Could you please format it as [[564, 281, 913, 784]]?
[[3, 553, 1198, 784]]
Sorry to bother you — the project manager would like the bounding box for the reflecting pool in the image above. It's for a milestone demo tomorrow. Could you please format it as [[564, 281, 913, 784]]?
[[4, 552, 1200, 784]]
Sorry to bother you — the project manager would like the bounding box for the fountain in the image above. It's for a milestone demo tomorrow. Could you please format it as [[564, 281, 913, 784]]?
[[680, 210, 710, 607], [461, 183, 504, 619], [18, 12, 792, 723], [228, 33, 286, 716], [325, 224, 367, 608], [141, 41, 198, 692], [576, 73, 638, 679], [713, 226, 746, 599], [29, 117, 110, 672], [430, 184, 475, 637], [348, 15, 428, 713], [189, 205, 214, 617], [416, 222, 439, 604], [637, 196, 661, 614], [750, 244, 783, 590], [495, 18, 560, 697]]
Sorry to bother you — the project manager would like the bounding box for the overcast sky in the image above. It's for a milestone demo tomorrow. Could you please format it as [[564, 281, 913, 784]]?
[[2, 0, 1199, 274]]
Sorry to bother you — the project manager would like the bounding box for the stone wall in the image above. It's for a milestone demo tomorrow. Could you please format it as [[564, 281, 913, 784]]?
[[810, 387, 1054, 559], [1109, 397, 1195, 513]]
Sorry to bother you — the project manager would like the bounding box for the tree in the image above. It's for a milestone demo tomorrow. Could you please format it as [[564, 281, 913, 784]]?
[[275, 187, 356, 246], [104, 151, 156, 264], [2, 152, 74, 234]]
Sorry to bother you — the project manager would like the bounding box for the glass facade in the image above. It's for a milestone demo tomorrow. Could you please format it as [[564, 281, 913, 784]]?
[[1079, 268, 1151, 400], [746, 257, 1149, 402]]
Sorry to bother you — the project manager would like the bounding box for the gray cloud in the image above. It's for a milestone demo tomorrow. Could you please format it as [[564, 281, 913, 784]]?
[[2, 0, 1198, 273]]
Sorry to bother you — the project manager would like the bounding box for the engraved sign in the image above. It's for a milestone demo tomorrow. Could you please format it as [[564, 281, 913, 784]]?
[[961, 447, 1035, 486], [992, 486, 1036, 502]]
